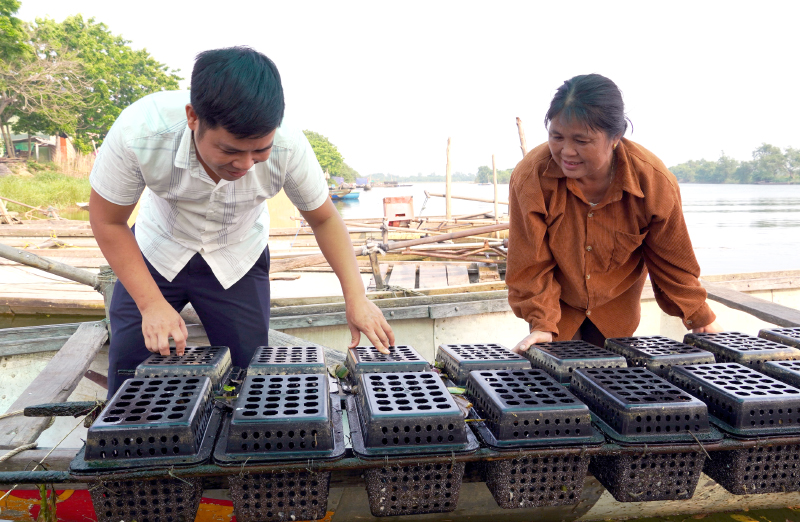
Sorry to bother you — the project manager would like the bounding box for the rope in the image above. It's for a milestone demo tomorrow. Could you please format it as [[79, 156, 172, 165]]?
[[0, 410, 23, 421], [0, 442, 37, 463], [360, 242, 386, 257]]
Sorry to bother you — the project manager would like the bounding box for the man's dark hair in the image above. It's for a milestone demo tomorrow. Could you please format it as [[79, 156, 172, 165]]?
[[191, 47, 285, 139], [544, 74, 630, 138]]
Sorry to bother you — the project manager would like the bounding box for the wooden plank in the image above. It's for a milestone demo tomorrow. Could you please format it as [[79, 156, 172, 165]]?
[[0, 227, 95, 237], [703, 281, 800, 327], [0, 337, 72, 357], [446, 265, 470, 286], [478, 263, 501, 282], [0, 323, 81, 342], [418, 264, 448, 289], [387, 264, 416, 289], [429, 299, 511, 319], [0, 321, 108, 449], [270, 305, 429, 330]]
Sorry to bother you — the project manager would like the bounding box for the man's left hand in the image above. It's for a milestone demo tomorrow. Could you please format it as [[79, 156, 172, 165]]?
[[692, 320, 724, 334], [346, 295, 395, 354]]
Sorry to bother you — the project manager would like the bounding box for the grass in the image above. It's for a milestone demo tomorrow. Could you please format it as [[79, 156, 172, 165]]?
[[0, 168, 91, 215]]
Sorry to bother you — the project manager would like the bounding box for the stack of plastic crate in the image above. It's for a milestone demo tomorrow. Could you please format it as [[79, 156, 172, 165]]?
[[604, 335, 715, 376], [570, 367, 716, 502], [464, 368, 603, 508], [522, 340, 627, 384], [213, 346, 344, 522], [346, 370, 479, 516], [345, 344, 430, 382], [135, 345, 232, 391], [435, 343, 530, 385], [759, 327, 800, 349], [684, 332, 800, 370], [669, 362, 800, 494]]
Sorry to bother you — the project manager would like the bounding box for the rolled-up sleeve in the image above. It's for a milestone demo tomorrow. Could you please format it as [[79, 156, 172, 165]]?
[[89, 119, 146, 206], [282, 130, 328, 212]]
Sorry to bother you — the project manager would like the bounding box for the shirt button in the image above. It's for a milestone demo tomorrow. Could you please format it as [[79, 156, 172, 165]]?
[[588, 212, 594, 218], [586, 246, 592, 252], [686, 320, 693, 325], [586, 310, 592, 316], [586, 274, 591, 280]]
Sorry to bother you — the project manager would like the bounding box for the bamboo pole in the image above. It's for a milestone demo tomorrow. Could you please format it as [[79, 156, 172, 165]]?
[[445, 137, 452, 220], [424, 191, 508, 206], [516, 117, 528, 157], [0, 243, 99, 289], [492, 154, 499, 239]]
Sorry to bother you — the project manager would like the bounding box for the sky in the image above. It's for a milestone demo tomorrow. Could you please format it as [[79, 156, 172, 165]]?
[[18, 0, 800, 177]]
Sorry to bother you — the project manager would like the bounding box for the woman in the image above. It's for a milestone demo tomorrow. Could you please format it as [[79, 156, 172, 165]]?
[[507, 74, 722, 353]]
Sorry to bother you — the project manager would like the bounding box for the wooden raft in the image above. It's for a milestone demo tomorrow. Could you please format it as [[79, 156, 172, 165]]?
[[367, 262, 501, 291]]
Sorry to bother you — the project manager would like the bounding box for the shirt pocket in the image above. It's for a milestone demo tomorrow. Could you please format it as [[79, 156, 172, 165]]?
[[610, 230, 648, 269]]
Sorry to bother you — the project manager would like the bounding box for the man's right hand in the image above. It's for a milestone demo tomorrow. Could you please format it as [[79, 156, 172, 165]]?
[[512, 330, 554, 353], [140, 299, 188, 356]]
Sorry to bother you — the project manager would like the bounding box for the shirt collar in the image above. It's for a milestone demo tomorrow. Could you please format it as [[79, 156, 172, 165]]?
[[174, 124, 192, 170]]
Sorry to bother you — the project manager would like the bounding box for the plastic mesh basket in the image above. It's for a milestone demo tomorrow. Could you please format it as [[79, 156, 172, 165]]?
[[759, 327, 800, 349], [604, 335, 715, 376], [703, 444, 800, 495], [522, 340, 626, 384], [435, 343, 530, 385], [246, 346, 326, 376], [135, 346, 231, 390], [464, 369, 595, 446], [364, 462, 465, 517], [483, 454, 590, 509], [228, 470, 331, 522], [760, 360, 800, 389], [570, 367, 710, 442], [345, 345, 430, 382], [668, 363, 800, 436], [684, 332, 800, 369], [89, 477, 202, 522], [86, 377, 213, 461], [590, 451, 705, 502]]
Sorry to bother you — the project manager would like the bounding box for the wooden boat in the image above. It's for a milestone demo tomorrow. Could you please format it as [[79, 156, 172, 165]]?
[[329, 187, 360, 200]]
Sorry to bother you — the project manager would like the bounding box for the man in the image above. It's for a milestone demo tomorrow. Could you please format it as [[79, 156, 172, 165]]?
[[90, 47, 394, 395]]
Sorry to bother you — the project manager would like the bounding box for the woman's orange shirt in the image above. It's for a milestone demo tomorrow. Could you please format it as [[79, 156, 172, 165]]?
[[506, 138, 716, 340]]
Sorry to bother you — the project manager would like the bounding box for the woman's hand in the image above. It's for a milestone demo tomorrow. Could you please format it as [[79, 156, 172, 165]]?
[[346, 295, 395, 354], [692, 320, 723, 334], [512, 330, 554, 353]]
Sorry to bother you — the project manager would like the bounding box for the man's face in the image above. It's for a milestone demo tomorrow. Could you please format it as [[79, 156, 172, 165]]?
[[186, 104, 276, 183]]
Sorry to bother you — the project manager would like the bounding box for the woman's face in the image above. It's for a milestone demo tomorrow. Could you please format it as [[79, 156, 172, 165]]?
[[548, 115, 618, 181]]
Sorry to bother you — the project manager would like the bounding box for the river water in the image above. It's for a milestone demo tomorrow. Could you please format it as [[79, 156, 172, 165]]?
[[334, 182, 800, 276]]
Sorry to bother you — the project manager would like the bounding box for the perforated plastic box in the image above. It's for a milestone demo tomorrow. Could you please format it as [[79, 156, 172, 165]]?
[[760, 360, 800, 389], [589, 452, 706, 502], [135, 346, 231, 390], [89, 477, 203, 522], [345, 345, 430, 382], [523, 340, 626, 384], [435, 343, 530, 385], [684, 332, 800, 369], [85, 377, 214, 462], [703, 444, 800, 495], [570, 367, 711, 442], [668, 363, 800, 436], [464, 369, 597, 446], [246, 346, 326, 376], [604, 335, 715, 377], [759, 327, 800, 349], [228, 471, 331, 522]]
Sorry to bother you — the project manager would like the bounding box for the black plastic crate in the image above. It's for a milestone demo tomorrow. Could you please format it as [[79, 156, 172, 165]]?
[[604, 335, 715, 376], [228, 470, 331, 522], [703, 444, 800, 495], [570, 367, 712, 443], [218, 374, 340, 460], [354, 371, 468, 452], [522, 340, 627, 384], [135, 346, 232, 390], [668, 363, 800, 437], [246, 345, 327, 376], [684, 331, 800, 369], [483, 454, 590, 509], [85, 377, 214, 462], [89, 477, 202, 522], [345, 345, 430, 382], [435, 343, 530, 385], [760, 360, 800, 389], [364, 462, 466, 517], [589, 451, 706, 502], [759, 327, 800, 349], [464, 369, 601, 447]]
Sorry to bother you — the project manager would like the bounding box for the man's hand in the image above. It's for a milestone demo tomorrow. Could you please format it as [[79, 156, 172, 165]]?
[[346, 295, 395, 354], [692, 320, 723, 334], [140, 298, 188, 356], [512, 330, 554, 354]]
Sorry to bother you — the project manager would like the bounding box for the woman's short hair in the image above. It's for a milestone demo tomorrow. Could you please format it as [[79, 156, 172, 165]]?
[[544, 74, 629, 138], [191, 47, 285, 139]]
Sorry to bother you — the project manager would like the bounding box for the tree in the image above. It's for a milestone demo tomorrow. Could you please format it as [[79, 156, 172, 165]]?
[[0, 0, 29, 61], [751, 143, 785, 183], [27, 15, 181, 151], [303, 130, 344, 179], [339, 162, 359, 183], [785, 147, 800, 181], [475, 165, 492, 183]]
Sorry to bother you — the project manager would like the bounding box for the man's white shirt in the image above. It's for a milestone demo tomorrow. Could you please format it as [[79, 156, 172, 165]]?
[[90, 91, 328, 289]]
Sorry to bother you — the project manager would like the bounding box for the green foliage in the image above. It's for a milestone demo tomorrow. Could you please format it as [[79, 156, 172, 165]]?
[[0, 170, 91, 212], [339, 162, 359, 183], [0, 0, 30, 61], [474, 165, 513, 183], [24, 15, 181, 151], [670, 144, 800, 184], [303, 130, 344, 178]]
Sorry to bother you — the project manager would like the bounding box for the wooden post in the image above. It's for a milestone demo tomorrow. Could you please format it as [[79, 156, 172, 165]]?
[[98, 264, 118, 337], [368, 250, 384, 290], [34, 142, 39, 161], [0, 243, 99, 288], [445, 137, 452, 221], [516, 117, 528, 157], [492, 154, 499, 239], [26, 133, 31, 160]]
